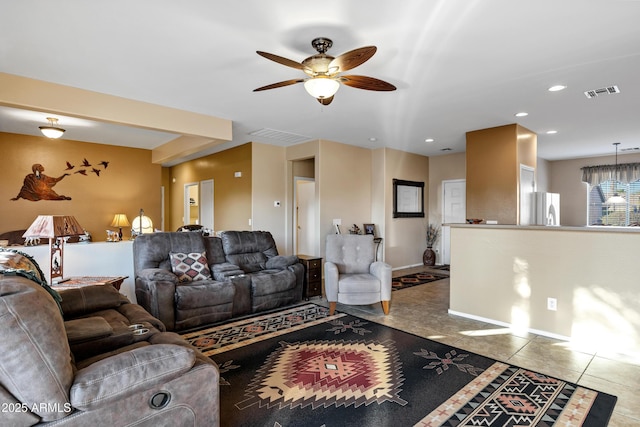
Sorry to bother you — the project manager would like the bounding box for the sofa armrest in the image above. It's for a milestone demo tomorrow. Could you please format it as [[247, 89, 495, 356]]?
[[266, 255, 299, 270], [116, 302, 166, 332], [324, 262, 339, 300], [370, 261, 392, 300], [70, 344, 195, 411], [65, 317, 113, 344], [210, 262, 245, 281], [135, 269, 178, 330], [137, 268, 178, 284]]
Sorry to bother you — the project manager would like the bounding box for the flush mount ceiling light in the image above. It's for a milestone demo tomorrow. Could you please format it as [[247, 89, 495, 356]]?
[[425, 138, 435, 143], [548, 85, 567, 92], [514, 112, 528, 117], [39, 117, 66, 139]]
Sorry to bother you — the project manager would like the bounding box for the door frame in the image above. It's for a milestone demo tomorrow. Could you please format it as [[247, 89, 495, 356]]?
[[293, 176, 316, 255], [441, 179, 466, 265]]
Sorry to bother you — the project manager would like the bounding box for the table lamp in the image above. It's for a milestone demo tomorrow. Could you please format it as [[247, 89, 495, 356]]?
[[110, 214, 130, 241], [22, 215, 84, 284], [131, 209, 153, 237]]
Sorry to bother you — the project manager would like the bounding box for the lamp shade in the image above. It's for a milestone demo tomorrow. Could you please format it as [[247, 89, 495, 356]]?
[[304, 77, 340, 99], [132, 215, 153, 234], [110, 214, 131, 228], [39, 117, 66, 139], [23, 215, 84, 239]]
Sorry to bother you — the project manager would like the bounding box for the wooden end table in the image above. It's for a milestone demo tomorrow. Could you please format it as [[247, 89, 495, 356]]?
[[52, 276, 128, 291], [297, 255, 322, 300]]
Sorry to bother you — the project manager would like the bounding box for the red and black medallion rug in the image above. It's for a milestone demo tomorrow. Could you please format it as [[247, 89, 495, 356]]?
[[182, 304, 616, 427], [392, 272, 449, 291]]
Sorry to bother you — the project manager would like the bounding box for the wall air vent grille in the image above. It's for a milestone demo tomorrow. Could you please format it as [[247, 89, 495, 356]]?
[[584, 85, 620, 99], [248, 128, 311, 144]]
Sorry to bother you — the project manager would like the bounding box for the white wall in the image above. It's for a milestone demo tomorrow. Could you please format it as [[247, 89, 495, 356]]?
[[18, 241, 136, 303]]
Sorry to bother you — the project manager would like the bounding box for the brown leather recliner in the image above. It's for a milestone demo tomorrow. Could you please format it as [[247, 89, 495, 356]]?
[[0, 250, 220, 426]]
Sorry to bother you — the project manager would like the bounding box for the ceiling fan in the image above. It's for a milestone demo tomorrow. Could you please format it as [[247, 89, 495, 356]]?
[[253, 37, 396, 105]]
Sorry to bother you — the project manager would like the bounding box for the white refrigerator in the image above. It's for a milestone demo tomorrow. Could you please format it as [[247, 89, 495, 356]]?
[[534, 192, 560, 226]]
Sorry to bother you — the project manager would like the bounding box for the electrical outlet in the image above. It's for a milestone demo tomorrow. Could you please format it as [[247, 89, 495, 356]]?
[[547, 297, 557, 311]]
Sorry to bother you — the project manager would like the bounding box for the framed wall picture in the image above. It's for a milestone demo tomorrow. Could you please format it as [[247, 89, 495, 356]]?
[[393, 179, 425, 218], [363, 223, 375, 236]]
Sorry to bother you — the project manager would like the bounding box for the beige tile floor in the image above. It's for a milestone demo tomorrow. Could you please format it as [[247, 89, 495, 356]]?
[[314, 266, 640, 426]]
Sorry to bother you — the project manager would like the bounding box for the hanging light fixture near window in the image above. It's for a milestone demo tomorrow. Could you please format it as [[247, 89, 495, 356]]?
[[605, 142, 626, 205], [39, 117, 66, 139]]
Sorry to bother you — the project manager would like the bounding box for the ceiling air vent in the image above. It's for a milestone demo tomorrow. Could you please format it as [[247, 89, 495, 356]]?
[[621, 147, 640, 152], [584, 85, 620, 99], [248, 128, 311, 144]]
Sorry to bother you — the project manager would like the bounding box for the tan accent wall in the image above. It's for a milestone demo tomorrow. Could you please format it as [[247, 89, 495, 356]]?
[[168, 143, 252, 232], [251, 143, 287, 251], [466, 124, 536, 224], [0, 132, 161, 241], [317, 140, 372, 255], [381, 148, 430, 267]]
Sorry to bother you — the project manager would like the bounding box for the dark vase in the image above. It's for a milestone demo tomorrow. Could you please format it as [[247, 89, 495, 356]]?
[[423, 247, 436, 266]]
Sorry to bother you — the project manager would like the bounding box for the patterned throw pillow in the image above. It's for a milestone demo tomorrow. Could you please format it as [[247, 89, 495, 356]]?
[[169, 252, 212, 282]]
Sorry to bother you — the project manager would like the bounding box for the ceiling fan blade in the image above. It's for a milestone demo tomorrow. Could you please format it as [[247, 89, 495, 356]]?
[[317, 96, 334, 105], [253, 79, 304, 92], [340, 75, 396, 91], [329, 46, 376, 73], [256, 51, 304, 70]]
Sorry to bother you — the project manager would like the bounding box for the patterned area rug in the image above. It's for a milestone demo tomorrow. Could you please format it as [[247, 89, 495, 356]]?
[[182, 304, 616, 427], [392, 271, 449, 291]]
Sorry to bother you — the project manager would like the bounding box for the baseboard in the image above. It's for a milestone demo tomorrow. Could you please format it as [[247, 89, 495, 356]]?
[[447, 309, 572, 342]]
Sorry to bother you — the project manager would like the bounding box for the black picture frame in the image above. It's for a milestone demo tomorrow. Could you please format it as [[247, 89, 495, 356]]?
[[393, 179, 425, 218], [363, 223, 375, 236]]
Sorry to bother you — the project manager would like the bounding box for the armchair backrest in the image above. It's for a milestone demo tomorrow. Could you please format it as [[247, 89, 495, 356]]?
[[326, 234, 375, 274], [133, 232, 226, 275], [220, 231, 278, 273]]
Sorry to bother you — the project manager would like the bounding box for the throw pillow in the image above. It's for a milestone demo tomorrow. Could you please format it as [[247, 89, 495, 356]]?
[[169, 252, 212, 282]]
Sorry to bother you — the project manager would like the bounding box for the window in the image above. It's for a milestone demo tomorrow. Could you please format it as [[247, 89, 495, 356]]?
[[588, 180, 640, 226]]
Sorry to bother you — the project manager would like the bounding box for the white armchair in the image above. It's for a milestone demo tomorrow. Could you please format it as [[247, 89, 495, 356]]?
[[324, 234, 392, 315]]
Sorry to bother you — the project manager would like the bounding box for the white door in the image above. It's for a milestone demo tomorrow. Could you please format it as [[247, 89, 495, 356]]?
[[519, 165, 535, 225], [442, 179, 466, 265], [294, 178, 316, 256], [200, 179, 214, 230]]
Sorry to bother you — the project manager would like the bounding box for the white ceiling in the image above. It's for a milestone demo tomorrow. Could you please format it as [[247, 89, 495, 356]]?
[[2, 0, 640, 163]]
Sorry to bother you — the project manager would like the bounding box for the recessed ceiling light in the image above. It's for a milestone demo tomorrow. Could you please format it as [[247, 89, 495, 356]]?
[[546, 130, 558, 134], [425, 138, 435, 143], [514, 112, 528, 117], [548, 85, 567, 92], [369, 137, 377, 142]]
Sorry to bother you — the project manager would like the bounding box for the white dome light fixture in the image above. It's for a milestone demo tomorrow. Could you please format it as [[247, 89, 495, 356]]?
[[304, 77, 340, 100], [39, 117, 66, 139]]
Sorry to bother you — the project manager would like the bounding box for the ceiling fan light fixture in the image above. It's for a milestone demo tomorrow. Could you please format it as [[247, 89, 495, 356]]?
[[304, 77, 340, 99], [39, 117, 65, 139]]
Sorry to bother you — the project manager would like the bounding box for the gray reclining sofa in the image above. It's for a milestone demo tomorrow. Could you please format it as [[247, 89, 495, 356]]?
[[133, 230, 304, 332]]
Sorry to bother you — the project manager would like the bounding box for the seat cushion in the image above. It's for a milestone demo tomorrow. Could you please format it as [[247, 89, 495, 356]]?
[[250, 270, 297, 297], [338, 273, 381, 293], [175, 281, 235, 310]]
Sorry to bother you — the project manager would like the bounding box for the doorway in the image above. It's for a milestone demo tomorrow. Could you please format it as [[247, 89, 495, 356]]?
[[183, 180, 214, 229], [441, 179, 466, 265], [294, 177, 317, 256]]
